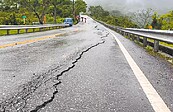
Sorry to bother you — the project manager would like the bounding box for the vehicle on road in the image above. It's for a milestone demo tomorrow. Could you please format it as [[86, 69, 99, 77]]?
[[64, 18, 73, 26]]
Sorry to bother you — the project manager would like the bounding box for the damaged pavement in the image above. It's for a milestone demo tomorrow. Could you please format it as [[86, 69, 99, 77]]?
[[0, 16, 173, 112]]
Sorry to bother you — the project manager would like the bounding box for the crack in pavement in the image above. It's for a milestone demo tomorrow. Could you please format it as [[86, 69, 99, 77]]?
[[30, 82, 61, 112], [0, 64, 63, 112], [30, 32, 109, 112], [0, 31, 109, 112]]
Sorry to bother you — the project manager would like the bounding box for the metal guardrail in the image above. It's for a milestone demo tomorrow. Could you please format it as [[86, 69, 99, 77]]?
[[98, 21, 173, 56], [125, 28, 173, 36], [119, 28, 173, 44], [0, 24, 70, 35]]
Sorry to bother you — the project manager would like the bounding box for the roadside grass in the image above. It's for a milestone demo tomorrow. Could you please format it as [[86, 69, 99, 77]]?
[[0, 28, 52, 36], [147, 38, 173, 49], [101, 22, 173, 64], [0, 30, 7, 35], [136, 37, 173, 64], [123, 35, 173, 64], [145, 45, 173, 64]]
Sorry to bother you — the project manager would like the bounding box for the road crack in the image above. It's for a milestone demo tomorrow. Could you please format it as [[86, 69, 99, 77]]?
[[30, 32, 109, 112], [0, 32, 109, 112]]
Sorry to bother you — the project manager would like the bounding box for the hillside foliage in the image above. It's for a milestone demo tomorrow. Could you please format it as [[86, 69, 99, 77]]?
[[88, 6, 137, 28], [151, 11, 173, 30], [89, 5, 173, 30], [0, 0, 87, 25]]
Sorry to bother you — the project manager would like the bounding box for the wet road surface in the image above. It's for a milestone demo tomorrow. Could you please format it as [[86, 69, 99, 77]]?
[[0, 16, 173, 112]]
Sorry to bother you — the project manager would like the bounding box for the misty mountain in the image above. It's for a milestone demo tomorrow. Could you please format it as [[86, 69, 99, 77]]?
[[84, 0, 173, 14], [110, 10, 123, 16]]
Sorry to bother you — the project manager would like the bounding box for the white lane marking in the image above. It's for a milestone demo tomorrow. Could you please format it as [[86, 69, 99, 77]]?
[[106, 28, 171, 112]]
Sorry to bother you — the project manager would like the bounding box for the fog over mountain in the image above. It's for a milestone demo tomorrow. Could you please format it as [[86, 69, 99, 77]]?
[[84, 0, 173, 14]]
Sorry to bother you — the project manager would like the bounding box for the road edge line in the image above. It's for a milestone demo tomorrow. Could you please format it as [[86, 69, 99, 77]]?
[[106, 28, 171, 112]]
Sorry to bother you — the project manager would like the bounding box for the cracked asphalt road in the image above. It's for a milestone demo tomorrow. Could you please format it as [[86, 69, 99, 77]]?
[[0, 16, 173, 112]]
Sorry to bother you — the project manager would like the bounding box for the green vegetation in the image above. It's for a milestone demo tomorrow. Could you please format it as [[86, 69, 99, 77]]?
[[145, 46, 173, 64], [130, 9, 173, 30], [0, 0, 87, 25], [151, 11, 173, 30], [88, 5, 173, 30], [88, 5, 173, 63], [129, 36, 173, 64], [88, 6, 137, 28], [0, 28, 45, 36], [130, 8, 154, 29], [146, 38, 173, 49]]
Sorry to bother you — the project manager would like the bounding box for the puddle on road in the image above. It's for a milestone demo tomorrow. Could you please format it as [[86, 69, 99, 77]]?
[[55, 33, 69, 37], [55, 29, 83, 38], [50, 40, 67, 48]]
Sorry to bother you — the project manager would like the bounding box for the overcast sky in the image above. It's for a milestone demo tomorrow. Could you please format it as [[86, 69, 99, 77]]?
[[84, 0, 173, 14]]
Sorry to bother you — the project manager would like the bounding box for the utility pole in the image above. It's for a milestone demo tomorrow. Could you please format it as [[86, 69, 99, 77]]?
[[53, 0, 57, 24], [72, 0, 75, 19]]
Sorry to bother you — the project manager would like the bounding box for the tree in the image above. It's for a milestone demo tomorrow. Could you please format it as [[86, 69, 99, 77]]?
[[0, 0, 76, 25], [110, 10, 122, 17], [50, 0, 64, 24], [48, 0, 73, 23], [151, 13, 162, 29], [0, 0, 18, 12], [51, 0, 58, 24], [130, 8, 154, 28], [88, 5, 108, 19], [74, 0, 87, 16], [160, 11, 173, 30], [151, 13, 158, 29], [17, 0, 50, 24], [88, 5, 137, 28]]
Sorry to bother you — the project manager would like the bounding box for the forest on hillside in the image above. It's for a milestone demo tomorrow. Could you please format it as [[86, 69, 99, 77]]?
[[0, 0, 87, 25], [88, 5, 173, 30], [0, 0, 173, 30]]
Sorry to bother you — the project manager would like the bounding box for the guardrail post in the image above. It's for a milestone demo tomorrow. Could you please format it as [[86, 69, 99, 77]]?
[[122, 31, 124, 35], [33, 28, 35, 32], [128, 33, 130, 38], [136, 36, 140, 43], [143, 37, 147, 47], [120, 30, 122, 34], [25, 29, 28, 33], [17, 29, 20, 34], [7, 29, 10, 35], [154, 40, 159, 52], [118, 29, 120, 33], [132, 34, 135, 41], [123, 32, 126, 36]]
